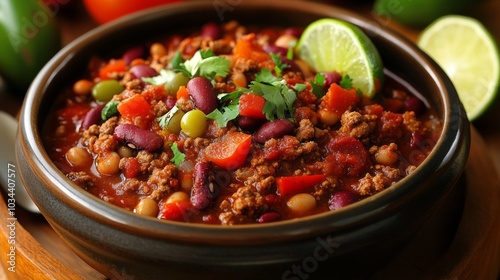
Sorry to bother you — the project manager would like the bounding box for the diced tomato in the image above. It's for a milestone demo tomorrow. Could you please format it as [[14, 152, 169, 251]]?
[[117, 94, 152, 121], [176, 85, 189, 100], [321, 83, 361, 115], [99, 59, 126, 80], [158, 201, 193, 222], [276, 174, 326, 196], [203, 131, 252, 170], [239, 93, 266, 119], [325, 135, 371, 178], [233, 33, 272, 65], [122, 157, 140, 178], [363, 104, 384, 117]]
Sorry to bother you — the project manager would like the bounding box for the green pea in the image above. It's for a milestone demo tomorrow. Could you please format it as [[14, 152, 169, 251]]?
[[167, 109, 185, 134], [181, 109, 207, 138], [92, 80, 124, 102], [164, 73, 189, 95]]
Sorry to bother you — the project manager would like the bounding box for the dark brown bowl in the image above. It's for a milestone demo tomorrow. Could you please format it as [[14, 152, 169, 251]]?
[[16, 1, 470, 279]]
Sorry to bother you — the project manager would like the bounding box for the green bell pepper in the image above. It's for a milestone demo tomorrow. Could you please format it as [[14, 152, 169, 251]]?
[[0, 0, 61, 92]]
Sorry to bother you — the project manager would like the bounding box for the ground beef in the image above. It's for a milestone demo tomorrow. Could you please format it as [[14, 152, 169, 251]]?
[[67, 171, 95, 190], [93, 134, 117, 155], [296, 119, 315, 141], [99, 117, 119, 135], [148, 164, 178, 201], [338, 111, 375, 139], [264, 136, 318, 161], [218, 186, 267, 225]]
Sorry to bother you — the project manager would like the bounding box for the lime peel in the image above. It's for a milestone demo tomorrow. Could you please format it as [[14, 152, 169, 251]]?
[[296, 18, 384, 98], [418, 15, 500, 121]]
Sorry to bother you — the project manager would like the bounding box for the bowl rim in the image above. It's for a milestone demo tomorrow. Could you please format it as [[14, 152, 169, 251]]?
[[19, 0, 468, 244]]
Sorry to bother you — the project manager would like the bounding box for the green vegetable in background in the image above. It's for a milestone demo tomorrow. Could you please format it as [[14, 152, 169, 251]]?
[[373, 0, 484, 28], [0, 0, 61, 93]]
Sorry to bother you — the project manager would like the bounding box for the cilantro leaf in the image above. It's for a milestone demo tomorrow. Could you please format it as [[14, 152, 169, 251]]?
[[101, 101, 120, 120], [293, 83, 307, 92], [180, 49, 230, 80], [170, 52, 183, 70], [286, 40, 297, 60], [339, 75, 353, 89], [142, 69, 176, 85], [170, 142, 185, 167], [206, 104, 239, 127], [270, 53, 289, 77], [310, 73, 326, 98], [157, 106, 180, 129], [249, 68, 296, 121]]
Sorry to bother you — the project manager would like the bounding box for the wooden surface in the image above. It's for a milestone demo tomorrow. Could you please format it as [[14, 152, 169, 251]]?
[[1, 0, 500, 279]]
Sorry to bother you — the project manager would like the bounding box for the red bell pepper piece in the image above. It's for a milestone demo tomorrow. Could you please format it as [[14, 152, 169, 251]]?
[[117, 94, 152, 122], [203, 131, 252, 170], [276, 174, 326, 196], [321, 83, 361, 115], [239, 93, 266, 119], [99, 59, 126, 80], [158, 201, 193, 222]]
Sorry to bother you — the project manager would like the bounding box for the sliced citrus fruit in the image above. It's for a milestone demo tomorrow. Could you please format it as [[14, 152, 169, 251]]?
[[418, 15, 500, 121], [296, 18, 384, 98]]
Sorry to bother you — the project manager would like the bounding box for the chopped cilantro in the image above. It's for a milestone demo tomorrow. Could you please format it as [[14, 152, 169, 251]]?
[[101, 101, 120, 120], [170, 142, 185, 167], [339, 75, 353, 89], [206, 104, 239, 127], [170, 52, 183, 70], [157, 106, 180, 129], [310, 73, 326, 98], [142, 69, 176, 85], [180, 49, 230, 80], [286, 40, 297, 60], [293, 83, 307, 93], [270, 53, 289, 77], [249, 68, 296, 121]]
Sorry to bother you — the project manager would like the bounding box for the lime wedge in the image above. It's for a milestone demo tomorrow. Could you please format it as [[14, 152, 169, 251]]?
[[296, 18, 384, 98], [418, 15, 500, 121]]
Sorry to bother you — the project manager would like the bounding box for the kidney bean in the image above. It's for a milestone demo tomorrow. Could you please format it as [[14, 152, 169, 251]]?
[[254, 119, 294, 144], [191, 161, 218, 210], [122, 46, 144, 65], [201, 22, 222, 40], [130, 65, 157, 79], [186, 76, 219, 114], [81, 104, 105, 130], [328, 190, 360, 211], [258, 211, 281, 223], [323, 71, 342, 90], [404, 96, 425, 115], [237, 115, 264, 130], [279, 56, 301, 73], [113, 124, 163, 152], [262, 44, 288, 57]]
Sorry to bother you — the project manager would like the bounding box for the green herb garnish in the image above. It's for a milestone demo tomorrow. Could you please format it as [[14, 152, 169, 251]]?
[[310, 73, 326, 98], [157, 105, 180, 129], [101, 101, 120, 120], [170, 142, 185, 167]]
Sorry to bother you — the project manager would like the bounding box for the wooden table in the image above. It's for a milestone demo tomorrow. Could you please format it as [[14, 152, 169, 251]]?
[[1, 0, 500, 279]]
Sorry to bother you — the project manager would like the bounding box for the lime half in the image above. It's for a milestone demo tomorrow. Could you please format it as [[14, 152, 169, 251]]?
[[297, 18, 384, 98], [418, 15, 500, 121]]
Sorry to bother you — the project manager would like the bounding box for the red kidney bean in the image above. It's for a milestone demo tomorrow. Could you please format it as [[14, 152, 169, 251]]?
[[81, 104, 105, 130], [113, 124, 163, 152], [404, 96, 425, 115], [237, 115, 265, 130], [258, 211, 281, 223], [191, 161, 218, 210], [328, 190, 361, 211], [122, 46, 144, 65], [284, 27, 303, 38], [201, 22, 222, 40], [130, 65, 157, 79], [262, 44, 288, 57], [186, 76, 219, 114], [279, 56, 301, 73], [254, 119, 294, 144], [323, 71, 342, 90]]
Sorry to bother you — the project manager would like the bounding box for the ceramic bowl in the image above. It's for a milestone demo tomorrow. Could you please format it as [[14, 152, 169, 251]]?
[[16, 1, 470, 279]]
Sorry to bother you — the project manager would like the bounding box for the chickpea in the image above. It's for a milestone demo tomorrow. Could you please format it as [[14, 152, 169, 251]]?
[[318, 108, 340, 126], [287, 193, 316, 215], [66, 147, 91, 167], [97, 152, 121, 175], [166, 191, 190, 204], [231, 72, 247, 87], [135, 197, 159, 217], [150, 43, 167, 58], [375, 143, 399, 166], [274, 34, 297, 49], [73, 79, 94, 95]]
